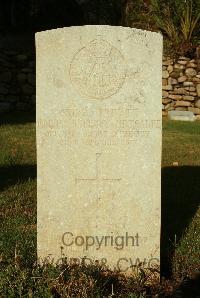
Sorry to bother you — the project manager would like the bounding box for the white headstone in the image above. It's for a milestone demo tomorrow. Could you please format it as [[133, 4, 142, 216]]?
[[36, 25, 162, 272]]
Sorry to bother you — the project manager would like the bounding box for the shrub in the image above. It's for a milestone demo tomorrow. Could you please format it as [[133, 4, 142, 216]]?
[[122, 0, 200, 56]]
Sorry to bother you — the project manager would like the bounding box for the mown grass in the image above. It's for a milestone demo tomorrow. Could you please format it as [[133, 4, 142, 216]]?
[[162, 120, 200, 166], [0, 113, 200, 297]]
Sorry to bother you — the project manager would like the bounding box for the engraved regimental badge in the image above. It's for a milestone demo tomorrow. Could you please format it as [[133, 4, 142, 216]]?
[[70, 39, 126, 99]]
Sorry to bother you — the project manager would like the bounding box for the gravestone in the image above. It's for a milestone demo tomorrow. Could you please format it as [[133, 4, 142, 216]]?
[[36, 25, 162, 272]]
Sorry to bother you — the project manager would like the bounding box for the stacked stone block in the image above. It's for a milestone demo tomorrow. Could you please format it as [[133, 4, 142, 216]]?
[[162, 56, 200, 120], [0, 50, 35, 113]]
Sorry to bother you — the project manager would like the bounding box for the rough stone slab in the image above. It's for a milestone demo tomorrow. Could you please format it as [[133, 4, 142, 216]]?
[[178, 76, 187, 83], [182, 95, 195, 101], [175, 100, 191, 107], [169, 94, 182, 100], [162, 98, 171, 104], [168, 110, 195, 121], [162, 84, 173, 91], [197, 84, 200, 97], [196, 115, 200, 121], [188, 107, 200, 115], [162, 70, 169, 79], [195, 99, 200, 109], [36, 25, 162, 272], [183, 81, 194, 87], [172, 88, 189, 95], [185, 68, 197, 77]]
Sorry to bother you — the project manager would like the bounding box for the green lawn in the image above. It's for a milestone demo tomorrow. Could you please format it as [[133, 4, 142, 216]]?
[[0, 113, 200, 297], [161, 120, 200, 280]]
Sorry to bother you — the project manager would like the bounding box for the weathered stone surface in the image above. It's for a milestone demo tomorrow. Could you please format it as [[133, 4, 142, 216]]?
[[168, 110, 195, 121], [189, 92, 197, 96], [195, 115, 200, 120], [36, 26, 162, 270], [182, 95, 195, 101], [187, 62, 197, 68], [189, 86, 196, 92], [167, 65, 173, 73], [162, 70, 169, 79], [171, 70, 181, 79], [193, 77, 200, 83], [196, 84, 200, 97], [178, 60, 187, 65], [183, 81, 194, 87], [163, 59, 173, 66], [179, 56, 190, 61], [168, 78, 177, 85], [162, 91, 169, 98], [162, 79, 168, 86], [162, 98, 171, 104], [185, 68, 197, 77], [174, 63, 185, 69], [162, 85, 173, 91], [162, 110, 167, 116], [178, 76, 187, 83], [175, 100, 191, 107], [168, 107, 174, 111], [169, 94, 182, 100], [165, 103, 171, 110], [188, 107, 200, 115], [175, 107, 187, 111], [172, 88, 188, 95], [195, 99, 200, 109]]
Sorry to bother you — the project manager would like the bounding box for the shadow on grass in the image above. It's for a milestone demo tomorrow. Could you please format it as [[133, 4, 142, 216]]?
[[0, 111, 36, 125], [161, 166, 200, 278], [0, 164, 36, 191], [1, 163, 199, 279]]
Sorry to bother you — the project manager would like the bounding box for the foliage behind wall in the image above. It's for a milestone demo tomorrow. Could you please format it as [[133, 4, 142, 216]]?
[[122, 0, 200, 56]]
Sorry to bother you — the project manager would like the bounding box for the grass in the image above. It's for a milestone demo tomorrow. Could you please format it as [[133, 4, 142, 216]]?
[[0, 113, 200, 297], [162, 120, 200, 166]]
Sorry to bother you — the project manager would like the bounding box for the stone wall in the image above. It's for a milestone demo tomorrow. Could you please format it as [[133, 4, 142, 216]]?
[[162, 56, 200, 119], [1, 49, 200, 117], [0, 50, 35, 113]]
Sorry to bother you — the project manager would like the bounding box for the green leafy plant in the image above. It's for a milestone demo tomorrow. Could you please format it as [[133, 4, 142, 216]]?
[[152, 0, 200, 55], [181, 1, 200, 42], [123, 0, 200, 55]]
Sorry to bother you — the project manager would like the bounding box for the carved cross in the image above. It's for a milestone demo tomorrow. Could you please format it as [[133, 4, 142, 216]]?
[[76, 153, 121, 200]]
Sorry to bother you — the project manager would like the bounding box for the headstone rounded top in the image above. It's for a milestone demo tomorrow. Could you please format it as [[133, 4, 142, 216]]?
[[69, 39, 126, 99]]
